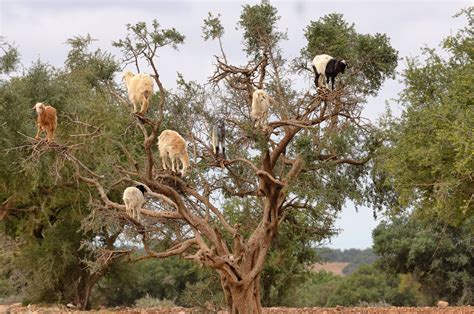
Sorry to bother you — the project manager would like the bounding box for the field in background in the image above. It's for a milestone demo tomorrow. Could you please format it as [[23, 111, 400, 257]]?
[[310, 262, 350, 276]]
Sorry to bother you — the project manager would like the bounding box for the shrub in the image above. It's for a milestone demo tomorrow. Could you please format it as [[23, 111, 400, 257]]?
[[134, 294, 175, 308]]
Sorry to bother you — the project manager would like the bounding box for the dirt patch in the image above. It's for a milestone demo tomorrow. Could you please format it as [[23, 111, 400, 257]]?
[[1, 304, 473, 313], [310, 262, 350, 276]]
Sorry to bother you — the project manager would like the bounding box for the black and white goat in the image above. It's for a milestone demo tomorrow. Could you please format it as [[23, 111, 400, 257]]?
[[211, 120, 226, 159], [312, 54, 347, 90]]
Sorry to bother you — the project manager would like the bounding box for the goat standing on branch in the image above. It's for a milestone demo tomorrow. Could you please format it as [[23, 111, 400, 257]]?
[[158, 130, 191, 176], [122, 71, 154, 115], [251, 89, 271, 128], [312, 54, 347, 90], [211, 120, 226, 159], [33, 102, 57, 142], [122, 185, 146, 222]]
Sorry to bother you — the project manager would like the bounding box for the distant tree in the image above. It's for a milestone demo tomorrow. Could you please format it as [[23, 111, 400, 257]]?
[[374, 7, 473, 225], [371, 8, 473, 306], [288, 270, 342, 307], [288, 265, 414, 307], [373, 213, 473, 305], [94, 256, 205, 307], [326, 264, 412, 307]]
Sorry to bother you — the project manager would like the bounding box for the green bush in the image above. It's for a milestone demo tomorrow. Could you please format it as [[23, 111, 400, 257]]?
[[287, 271, 342, 307], [288, 264, 417, 307], [134, 294, 175, 308]]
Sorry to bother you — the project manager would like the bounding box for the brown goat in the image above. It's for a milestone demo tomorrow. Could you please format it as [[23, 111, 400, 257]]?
[[33, 102, 57, 142]]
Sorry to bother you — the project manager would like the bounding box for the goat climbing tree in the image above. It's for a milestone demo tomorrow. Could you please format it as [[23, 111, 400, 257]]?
[[13, 2, 398, 312]]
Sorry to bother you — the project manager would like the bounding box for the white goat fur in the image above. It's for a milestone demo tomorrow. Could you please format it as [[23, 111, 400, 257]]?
[[123, 71, 154, 114], [158, 130, 191, 176], [33, 102, 57, 142], [122, 186, 145, 221], [251, 89, 270, 127], [312, 54, 333, 88]]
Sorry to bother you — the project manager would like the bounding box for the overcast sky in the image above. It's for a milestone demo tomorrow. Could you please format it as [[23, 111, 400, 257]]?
[[1, 0, 470, 249]]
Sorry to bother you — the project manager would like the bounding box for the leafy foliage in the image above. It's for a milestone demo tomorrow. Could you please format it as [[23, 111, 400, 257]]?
[[202, 13, 224, 41], [66, 34, 119, 88], [113, 19, 185, 70], [0, 37, 20, 75], [369, 10, 473, 307], [238, 0, 285, 57], [373, 214, 473, 305], [0, 38, 130, 309], [375, 8, 473, 225], [288, 265, 415, 307], [325, 265, 412, 307], [288, 270, 342, 307], [92, 257, 224, 308]]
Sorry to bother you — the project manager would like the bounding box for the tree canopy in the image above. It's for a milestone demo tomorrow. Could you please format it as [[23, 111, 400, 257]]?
[[374, 7, 473, 225], [373, 214, 473, 305], [370, 8, 474, 306]]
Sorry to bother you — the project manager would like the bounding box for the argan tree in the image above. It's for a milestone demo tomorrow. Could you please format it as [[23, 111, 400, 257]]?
[[3, 2, 397, 312], [0, 36, 131, 309], [372, 7, 473, 306]]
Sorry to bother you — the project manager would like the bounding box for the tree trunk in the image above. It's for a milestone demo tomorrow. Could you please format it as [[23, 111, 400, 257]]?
[[222, 275, 263, 314], [74, 272, 101, 310]]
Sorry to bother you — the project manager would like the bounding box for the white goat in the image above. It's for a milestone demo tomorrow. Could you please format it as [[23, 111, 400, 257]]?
[[122, 185, 146, 222], [251, 89, 271, 128], [158, 130, 191, 176], [33, 102, 57, 142], [312, 54, 347, 90], [122, 71, 154, 115]]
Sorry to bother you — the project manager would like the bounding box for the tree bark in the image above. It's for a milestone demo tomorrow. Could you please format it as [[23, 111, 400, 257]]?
[[73, 272, 101, 310], [222, 275, 263, 314]]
